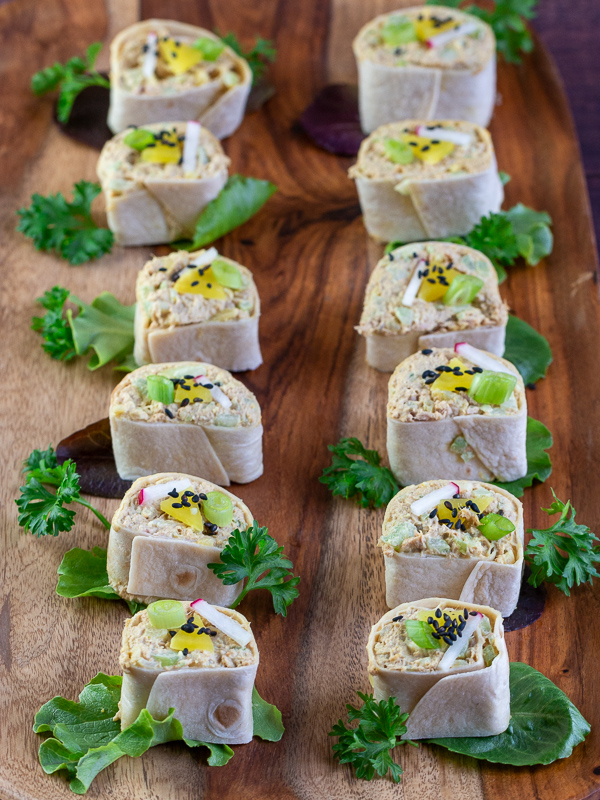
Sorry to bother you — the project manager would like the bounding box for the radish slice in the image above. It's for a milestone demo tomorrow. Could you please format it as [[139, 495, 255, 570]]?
[[190, 599, 252, 647], [438, 612, 483, 671], [415, 126, 472, 146], [194, 375, 232, 408], [401, 260, 426, 307], [139, 479, 192, 506], [182, 121, 202, 174], [189, 246, 218, 269], [454, 342, 515, 376], [142, 32, 158, 78], [410, 482, 459, 516], [426, 21, 480, 48]]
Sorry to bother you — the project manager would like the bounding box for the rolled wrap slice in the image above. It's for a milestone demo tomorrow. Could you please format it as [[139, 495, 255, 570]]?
[[107, 472, 253, 605], [386, 346, 527, 485], [119, 602, 258, 744], [97, 121, 229, 246], [357, 242, 507, 371], [110, 361, 263, 485], [134, 248, 262, 372], [348, 119, 503, 243], [367, 598, 509, 739], [380, 480, 524, 616], [353, 6, 496, 133], [108, 20, 252, 137]]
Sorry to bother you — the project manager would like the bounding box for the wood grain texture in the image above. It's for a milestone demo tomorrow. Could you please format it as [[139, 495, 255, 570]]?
[[0, 1, 599, 799]]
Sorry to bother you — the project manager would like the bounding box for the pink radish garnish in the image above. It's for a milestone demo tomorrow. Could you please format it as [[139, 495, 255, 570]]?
[[426, 21, 480, 49], [139, 479, 192, 506], [454, 342, 515, 376], [142, 32, 158, 78], [191, 599, 252, 647], [410, 482, 459, 516], [182, 121, 202, 174], [194, 375, 232, 408], [415, 126, 472, 146], [438, 612, 483, 671], [401, 259, 427, 307]]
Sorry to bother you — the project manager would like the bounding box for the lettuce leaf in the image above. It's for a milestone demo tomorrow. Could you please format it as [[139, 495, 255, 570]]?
[[68, 292, 136, 370], [429, 662, 590, 765], [504, 315, 552, 385], [34, 673, 283, 793], [56, 546, 144, 615], [493, 417, 552, 497], [182, 174, 277, 251]]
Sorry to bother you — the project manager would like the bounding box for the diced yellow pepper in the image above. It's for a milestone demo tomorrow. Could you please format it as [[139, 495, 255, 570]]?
[[430, 357, 474, 395], [174, 266, 228, 300], [417, 265, 461, 302], [414, 17, 459, 42], [436, 496, 492, 525], [140, 142, 182, 164], [170, 614, 214, 652], [160, 495, 204, 531], [173, 381, 213, 405], [400, 132, 455, 165], [158, 38, 203, 75]]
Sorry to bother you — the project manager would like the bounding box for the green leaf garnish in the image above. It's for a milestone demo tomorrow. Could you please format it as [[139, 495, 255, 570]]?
[[498, 171, 511, 185], [218, 33, 276, 83], [180, 174, 277, 251], [32, 286, 136, 371], [34, 673, 283, 792], [16, 447, 110, 537], [207, 521, 300, 616], [525, 490, 600, 595], [425, 0, 539, 64], [56, 547, 144, 615], [329, 692, 417, 782], [319, 437, 399, 508], [492, 416, 552, 498], [504, 314, 552, 385], [429, 662, 589, 764], [31, 42, 110, 122], [16, 181, 114, 265]]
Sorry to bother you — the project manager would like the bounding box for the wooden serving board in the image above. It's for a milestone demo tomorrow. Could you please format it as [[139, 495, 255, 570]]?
[[1, 0, 600, 798]]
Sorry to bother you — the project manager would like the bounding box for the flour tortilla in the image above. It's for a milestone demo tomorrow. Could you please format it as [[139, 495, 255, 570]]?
[[119, 608, 258, 744], [354, 159, 503, 243], [355, 48, 496, 134], [134, 296, 262, 373], [106, 473, 252, 605], [108, 19, 252, 138], [367, 598, 510, 739], [382, 482, 524, 616], [365, 323, 506, 372]]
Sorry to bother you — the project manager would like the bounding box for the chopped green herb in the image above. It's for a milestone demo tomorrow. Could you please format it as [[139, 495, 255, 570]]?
[[218, 33, 276, 83]]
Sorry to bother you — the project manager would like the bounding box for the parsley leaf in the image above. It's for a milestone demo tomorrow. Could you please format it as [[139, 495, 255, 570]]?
[[32, 286, 136, 371], [329, 692, 416, 782], [207, 521, 300, 616], [219, 33, 276, 83], [16, 446, 111, 537], [17, 181, 114, 265], [31, 42, 109, 123], [525, 490, 600, 595], [426, 0, 538, 63], [319, 437, 399, 508]]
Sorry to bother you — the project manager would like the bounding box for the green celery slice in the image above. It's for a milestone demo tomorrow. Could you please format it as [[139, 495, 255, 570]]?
[[147, 375, 175, 405], [405, 619, 439, 650], [443, 274, 484, 306], [147, 599, 187, 630], [479, 513, 515, 541], [468, 370, 517, 405]]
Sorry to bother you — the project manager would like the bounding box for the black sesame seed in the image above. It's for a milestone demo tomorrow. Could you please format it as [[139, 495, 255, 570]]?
[[180, 398, 190, 407], [429, 508, 437, 518], [435, 609, 442, 619], [470, 503, 480, 513], [526, 383, 536, 390], [473, 367, 483, 373], [199, 493, 207, 500], [169, 630, 176, 637], [210, 630, 217, 637], [421, 349, 433, 355], [427, 278, 436, 284], [168, 489, 179, 498], [171, 502, 183, 509], [192, 494, 200, 503], [455, 386, 468, 392], [469, 611, 478, 616], [432, 632, 441, 639], [392, 615, 403, 622], [191, 280, 199, 286], [421, 145, 430, 151], [165, 408, 174, 419], [158, 266, 167, 272], [182, 648, 189, 656], [193, 397, 202, 403], [444, 501, 453, 510]]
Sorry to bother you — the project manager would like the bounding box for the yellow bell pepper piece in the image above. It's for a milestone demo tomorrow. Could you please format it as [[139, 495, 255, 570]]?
[[417, 265, 461, 302], [140, 142, 182, 164], [173, 380, 213, 405], [170, 614, 214, 652], [436, 495, 492, 525], [160, 494, 204, 531], [414, 17, 459, 42], [430, 357, 474, 394], [158, 38, 203, 75], [400, 132, 455, 165], [174, 266, 228, 300]]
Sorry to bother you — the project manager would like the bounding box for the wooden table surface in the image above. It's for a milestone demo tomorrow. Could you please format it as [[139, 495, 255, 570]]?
[[1, 1, 600, 800]]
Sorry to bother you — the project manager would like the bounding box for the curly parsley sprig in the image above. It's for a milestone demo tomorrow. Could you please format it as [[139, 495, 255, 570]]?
[[425, 0, 538, 63], [207, 521, 300, 616], [17, 181, 114, 265], [525, 490, 600, 596], [329, 692, 417, 782], [320, 438, 399, 508], [218, 33, 276, 83], [31, 42, 109, 122], [16, 447, 110, 537]]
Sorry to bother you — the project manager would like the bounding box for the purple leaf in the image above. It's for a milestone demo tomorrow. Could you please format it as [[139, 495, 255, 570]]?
[[57, 418, 131, 499], [503, 566, 547, 632], [299, 84, 364, 156], [54, 76, 112, 151]]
